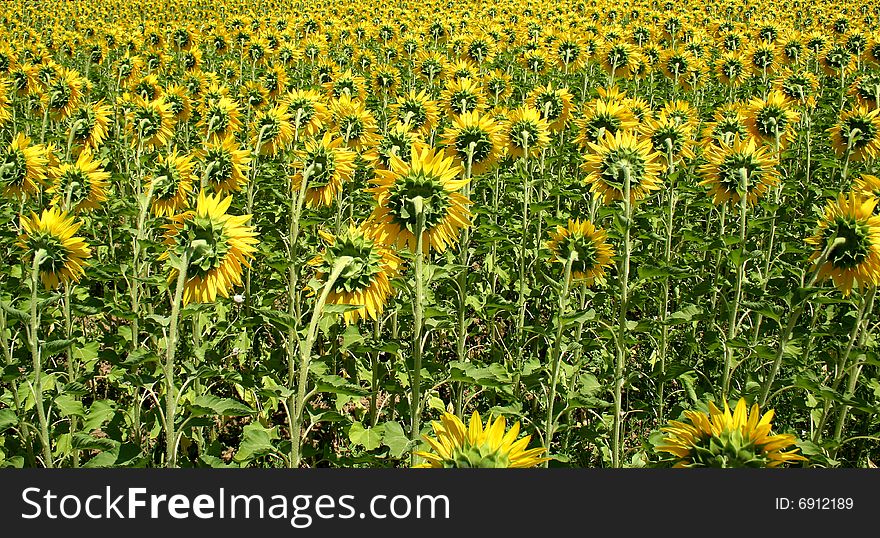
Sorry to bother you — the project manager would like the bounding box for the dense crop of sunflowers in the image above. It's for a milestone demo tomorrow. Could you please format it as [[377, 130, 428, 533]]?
[[0, 0, 879, 469]]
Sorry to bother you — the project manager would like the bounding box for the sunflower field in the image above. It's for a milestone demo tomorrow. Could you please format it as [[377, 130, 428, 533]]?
[[0, 0, 879, 470]]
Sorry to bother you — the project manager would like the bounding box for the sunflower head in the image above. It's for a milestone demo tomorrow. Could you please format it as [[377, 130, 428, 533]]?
[[525, 84, 573, 132], [48, 148, 110, 213], [806, 192, 880, 296], [308, 224, 401, 324], [546, 219, 615, 285], [1, 133, 48, 199], [161, 191, 259, 305], [149, 150, 195, 217], [854, 174, 880, 205], [414, 411, 549, 468], [654, 398, 807, 468], [441, 110, 504, 176], [582, 129, 664, 205], [367, 146, 471, 254], [199, 135, 251, 194], [291, 133, 356, 209], [745, 90, 800, 147], [828, 107, 880, 162], [698, 136, 780, 206], [503, 106, 551, 159], [17, 207, 91, 289]]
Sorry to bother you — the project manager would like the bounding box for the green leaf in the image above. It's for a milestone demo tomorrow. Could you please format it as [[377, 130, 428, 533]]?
[[191, 395, 255, 417], [349, 422, 384, 451], [0, 409, 18, 433], [382, 421, 411, 458], [55, 394, 85, 417], [72, 432, 118, 452], [234, 423, 278, 463]]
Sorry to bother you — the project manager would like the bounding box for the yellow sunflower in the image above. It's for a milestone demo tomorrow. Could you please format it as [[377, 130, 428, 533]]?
[[290, 133, 356, 209], [854, 174, 880, 204], [67, 100, 113, 151], [698, 137, 780, 206], [440, 77, 486, 117], [126, 96, 175, 152], [806, 192, 880, 296], [160, 191, 259, 305], [441, 110, 504, 176], [198, 135, 252, 194], [414, 411, 549, 468], [251, 104, 294, 156], [641, 117, 696, 166], [575, 96, 639, 147], [526, 83, 574, 132], [828, 107, 880, 162], [148, 150, 195, 217], [502, 106, 551, 159], [390, 89, 440, 137], [546, 219, 615, 285], [655, 398, 807, 468], [328, 94, 379, 156], [582, 130, 664, 205], [198, 96, 243, 144], [283, 89, 329, 138], [1, 133, 48, 199], [745, 90, 801, 148], [366, 146, 471, 254], [47, 148, 110, 212], [17, 207, 91, 289], [41, 66, 83, 121], [308, 224, 401, 325]]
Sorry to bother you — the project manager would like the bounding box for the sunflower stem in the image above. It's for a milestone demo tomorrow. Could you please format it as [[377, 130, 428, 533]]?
[[164, 251, 189, 468], [612, 164, 633, 469], [722, 167, 749, 398], [409, 198, 427, 465], [543, 252, 575, 461], [290, 255, 352, 467], [28, 251, 53, 467], [759, 237, 845, 406]]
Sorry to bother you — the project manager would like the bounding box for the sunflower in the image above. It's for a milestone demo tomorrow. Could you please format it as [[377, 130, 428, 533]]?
[[701, 103, 750, 146], [262, 64, 289, 101], [640, 116, 695, 166], [828, 107, 880, 162], [854, 174, 880, 204], [1, 133, 48, 199], [746, 41, 779, 76], [163, 84, 192, 123], [745, 90, 801, 148], [698, 137, 780, 206], [131, 73, 163, 102], [482, 69, 513, 105], [660, 48, 698, 83], [598, 41, 637, 78], [323, 68, 367, 102], [656, 100, 700, 130], [367, 146, 470, 254], [375, 124, 424, 171], [416, 51, 448, 84], [502, 106, 551, 159], [251, 104, 294, 156], [526, 83, 574, 132], [441, 110, 504, 176], [582, 130, 664, 205], [308, 224, 401, 325], [775, 68, 820, 108], [655, 398, 807, 468], [17, 207, 91, 290], [521, 48, 550, 76], [806, 192, 880, 296], [850, 72, 880, 110], [199, 96, 243, 144], [290, 133, 356, 209], [413, 411, 548, 468], [149, 150, 195, 217], [47, 148, 110, 212], [555, 36, 585, 71], [819, 43, 854, 77], [715, 51, 748, 86], [160, 191, 259, 305], [67, 100, 113, 151], [126, 96, 175, 151], [440, 77, 486, 117], [329, 95, 379, 156], [390, 90, 440, 137], [574, 97, 639, 147], [546, 219, 615, 285], [198, 135, 251, 194], [283, 89, 329, 138], [371, 64, 399, 97], [41, 67, 83, 121]]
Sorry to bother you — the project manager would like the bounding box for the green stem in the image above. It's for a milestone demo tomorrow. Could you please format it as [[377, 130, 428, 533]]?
[[612, 165, 633, 469], [289, 255, 352, 467], [543, 253, 575, 459], [722, 168, 749, 398], [28, 251, 53, 468], [410, 198, 427, 465], [164, 252, 189, 468]]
